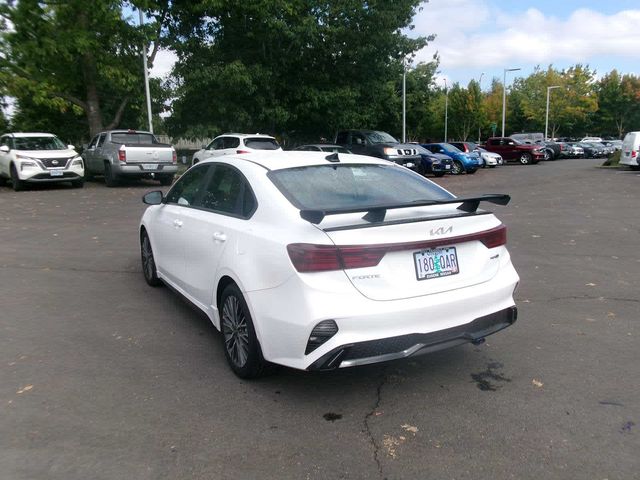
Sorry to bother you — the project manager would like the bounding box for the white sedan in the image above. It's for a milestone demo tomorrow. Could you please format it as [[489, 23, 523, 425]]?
[[139, 152, 519, 378], [477, 147, 504, 167]]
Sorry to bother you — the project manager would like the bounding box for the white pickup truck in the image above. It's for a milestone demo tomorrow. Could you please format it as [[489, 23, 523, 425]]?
[[82, 130, 177, 187]]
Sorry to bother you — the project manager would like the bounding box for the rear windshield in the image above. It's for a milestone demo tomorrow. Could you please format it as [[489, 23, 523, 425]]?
[[14, 136, 67, 150], [244, 138, 280, 150], [111, 132, 158, 144], [269, 164, 453, 211]]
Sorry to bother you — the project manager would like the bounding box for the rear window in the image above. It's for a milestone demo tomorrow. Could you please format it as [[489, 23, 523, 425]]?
[[244, 138, 280, 150], [111, 132, 158, 144], [268, 164, 453, 211]]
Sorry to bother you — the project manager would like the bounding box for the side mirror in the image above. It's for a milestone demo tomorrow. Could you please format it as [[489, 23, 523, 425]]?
[[0, 145, 9, 153], [67, 144, 75, 150], [142, 190, 164, 205]]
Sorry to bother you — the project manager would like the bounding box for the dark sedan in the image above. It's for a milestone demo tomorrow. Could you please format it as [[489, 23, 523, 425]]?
[[414, 145, 452, 177]]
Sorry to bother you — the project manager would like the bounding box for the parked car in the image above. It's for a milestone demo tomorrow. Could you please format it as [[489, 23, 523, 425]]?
[[192, 133, 282, 166], [449, 141, 502, 167], [561, 143, 584, 158], [83, 130, 177, 187], [334, 129, 421, 172], [510, 132, 544, 144], [577, 142, 606, 158], [620, 131, 640, 170], [604, 140, 623, 151], [293, 144, 351, 153], [581, 136, 603, 143], [483, 137, 545, 165], [0, 132, 84, 191], [414, 145, 452, 177], [421, 143, 480, 174], [139, 151, 519, 377]]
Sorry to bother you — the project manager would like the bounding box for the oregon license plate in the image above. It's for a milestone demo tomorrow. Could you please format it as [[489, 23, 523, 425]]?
[[142, 164, 157, 170], [413, 247, 459, 281], [50, 170, 64, 177]]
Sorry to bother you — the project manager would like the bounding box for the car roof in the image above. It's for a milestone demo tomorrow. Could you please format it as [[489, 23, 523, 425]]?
[[216, 133, 276, 139], [5, 132, 57, 138], [200, 150, 392, 171]]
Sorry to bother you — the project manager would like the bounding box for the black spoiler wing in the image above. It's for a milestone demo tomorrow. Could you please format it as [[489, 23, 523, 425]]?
[[299, 194, 511, 224]]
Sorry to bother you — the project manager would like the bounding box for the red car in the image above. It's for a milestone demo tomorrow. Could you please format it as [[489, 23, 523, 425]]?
[[483, 137, 545, 165]]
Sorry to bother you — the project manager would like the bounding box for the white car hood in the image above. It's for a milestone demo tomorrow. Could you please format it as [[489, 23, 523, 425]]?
[[16, 149, 77, 159]]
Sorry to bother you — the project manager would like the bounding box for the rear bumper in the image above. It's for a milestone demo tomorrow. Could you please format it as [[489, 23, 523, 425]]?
[[308, 306, 517, 370], [113, 164, 178, 176]]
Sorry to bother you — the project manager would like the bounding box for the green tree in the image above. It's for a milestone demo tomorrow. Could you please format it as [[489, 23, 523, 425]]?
[[595, 70, 640, 138], [0, 0, 169, 138], [164, 0, 428, 142], [404, 59, 439, 141]]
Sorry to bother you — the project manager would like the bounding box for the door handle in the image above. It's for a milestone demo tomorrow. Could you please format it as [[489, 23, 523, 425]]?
[[173, 219, 183, 228], [212, 232, 227, 243]]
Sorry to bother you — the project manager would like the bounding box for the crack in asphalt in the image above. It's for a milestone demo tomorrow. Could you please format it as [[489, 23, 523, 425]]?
[[363, 373, 387, 478], [547, 295, 639, 303], [0, 264, 139, 275]]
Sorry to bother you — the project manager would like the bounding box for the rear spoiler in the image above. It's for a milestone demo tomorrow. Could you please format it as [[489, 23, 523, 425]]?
[[299, 194, 510, 224]]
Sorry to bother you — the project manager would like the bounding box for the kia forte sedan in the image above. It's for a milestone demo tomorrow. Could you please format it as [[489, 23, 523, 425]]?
[[139, 152, 519, 378]]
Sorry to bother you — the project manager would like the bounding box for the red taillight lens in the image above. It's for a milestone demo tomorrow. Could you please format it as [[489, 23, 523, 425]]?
[[287, 225, 507, 273], [172, 150, 177, 164], [237, 149, 250, 154], [287, 244, 342, 272], [632, 150, 637, 158], [118, 149, 126, 163], [478, 224, 507, 248]]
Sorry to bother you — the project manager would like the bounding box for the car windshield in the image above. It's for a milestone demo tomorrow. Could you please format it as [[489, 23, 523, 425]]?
[[111, 132, 158, 144], [13, 136, 67, 150], [245, 138, 281, 150], [442, 143, 462, 153], [269, 164, 454, 211], [365, 131, 398, 144]]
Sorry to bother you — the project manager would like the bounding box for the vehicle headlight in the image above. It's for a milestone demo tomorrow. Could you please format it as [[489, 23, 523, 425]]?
[[20, 161, 39, 171], [71, 156, 83, 167], [383, 147, 398, 156], [16, 154, 36, 161]]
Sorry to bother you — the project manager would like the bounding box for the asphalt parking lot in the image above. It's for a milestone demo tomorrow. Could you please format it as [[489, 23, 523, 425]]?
[[1, 158, 638, 480]]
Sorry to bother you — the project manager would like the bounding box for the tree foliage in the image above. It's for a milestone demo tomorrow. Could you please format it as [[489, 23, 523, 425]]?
[[164, 0, 428, 142]]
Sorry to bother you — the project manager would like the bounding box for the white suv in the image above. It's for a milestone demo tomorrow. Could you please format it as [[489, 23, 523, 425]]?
[[0, 133, 84, 191], [192, 133, 281, 165]]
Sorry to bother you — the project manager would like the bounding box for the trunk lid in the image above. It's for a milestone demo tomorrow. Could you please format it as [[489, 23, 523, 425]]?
[[122, 145, 174, 164], [320, 207, 504, 301]]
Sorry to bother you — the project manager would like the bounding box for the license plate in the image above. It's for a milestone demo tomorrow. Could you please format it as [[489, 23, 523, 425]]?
[[413, 247, 459, 281], [445, 164, 451, 169], [142, 164, 157, 170], [405, 162, 415, 168], [50, 170, 64, 177]]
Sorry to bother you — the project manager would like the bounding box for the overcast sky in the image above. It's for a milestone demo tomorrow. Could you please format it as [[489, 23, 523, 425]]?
[[409, 0, 640, 88]]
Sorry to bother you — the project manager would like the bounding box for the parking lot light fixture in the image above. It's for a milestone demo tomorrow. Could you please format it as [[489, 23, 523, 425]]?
[[478, 72, 484, 143], [502, 67, 521, 137], [444, 78, 448, 142], [545, 85, 561, 141]]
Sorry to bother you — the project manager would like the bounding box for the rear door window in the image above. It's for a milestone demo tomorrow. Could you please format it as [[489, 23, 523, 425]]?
[[200, 165, 256, 218], [222, 137, 240, 149]]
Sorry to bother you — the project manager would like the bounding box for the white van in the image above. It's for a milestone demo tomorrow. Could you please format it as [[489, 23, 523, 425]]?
[[620, 132, 640, 170]]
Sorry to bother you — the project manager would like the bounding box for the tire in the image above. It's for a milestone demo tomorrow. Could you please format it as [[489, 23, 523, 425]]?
[[0, 175, 7, 187], [630, 165, 640, 171], [434, 172, 446, 178], [543, 150, 552, 161], [10, 164, 25, 191], [451, 160, 463, 175], [140, 231, 162, 287], [83, 161, 93, 181], [467, 168, 477, 174], [518, 153, 532, 165], [104, 162, 118, 187], [159, 174, 174, 186], [71, 177, 84, 188], [220, 283, 268, 379]]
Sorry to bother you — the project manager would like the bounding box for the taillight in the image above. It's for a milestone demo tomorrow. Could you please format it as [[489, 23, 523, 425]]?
[[287, 225, 507, 273], [237, 149, 250, 154], [118, 149, 126, 163], [632, 150, 637, 158], [172, 150, 177, 164]]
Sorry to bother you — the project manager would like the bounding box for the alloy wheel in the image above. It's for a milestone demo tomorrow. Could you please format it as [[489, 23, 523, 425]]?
[[222, 295, 250, 368], [141, 235, 155, 282]]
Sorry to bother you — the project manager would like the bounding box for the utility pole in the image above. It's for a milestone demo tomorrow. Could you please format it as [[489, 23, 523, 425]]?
[[140, 9, 153, 133], [502, 67, 521, 137], [444, 79, 448, 142], [478, 72, 484, 143], [402, 59, 406, 143]]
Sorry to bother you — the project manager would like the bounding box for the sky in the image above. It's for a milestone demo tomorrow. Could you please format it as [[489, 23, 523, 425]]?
[[408, 0, 640, 88]]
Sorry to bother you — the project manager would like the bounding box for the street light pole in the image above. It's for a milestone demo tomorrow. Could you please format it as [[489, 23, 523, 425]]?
[[501, 67, 521, 137], [545, 85, 561, 141], [478, 72, 484, 143], [444, 79, 448, 142], [402, 59, 406, 143], [139, 9, 153, 134]]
